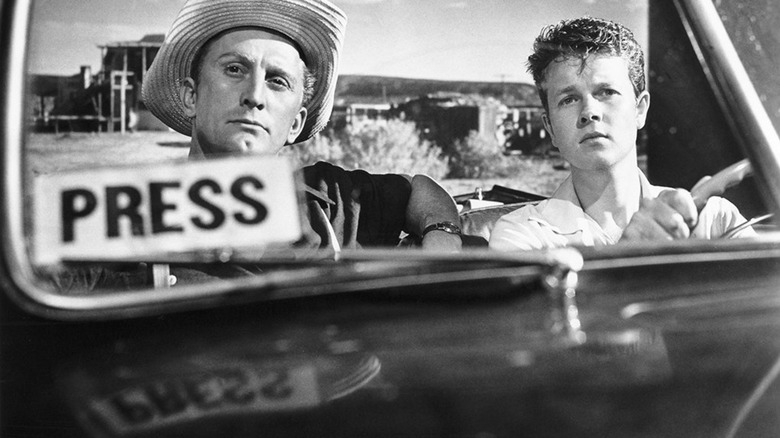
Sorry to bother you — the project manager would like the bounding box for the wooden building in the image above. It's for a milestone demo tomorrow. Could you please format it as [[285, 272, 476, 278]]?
[[30, 34, 166, 133]]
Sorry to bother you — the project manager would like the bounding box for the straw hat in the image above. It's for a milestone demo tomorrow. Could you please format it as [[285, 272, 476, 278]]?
[[142, 0, 347, 143]]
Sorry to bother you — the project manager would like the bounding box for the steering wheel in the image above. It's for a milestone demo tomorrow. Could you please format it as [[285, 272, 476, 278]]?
[[689, 159, 774, 238]]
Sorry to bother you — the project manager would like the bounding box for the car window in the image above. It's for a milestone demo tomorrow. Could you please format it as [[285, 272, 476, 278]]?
[[715, 0, 780, 134], [13, 0, 779, 315]]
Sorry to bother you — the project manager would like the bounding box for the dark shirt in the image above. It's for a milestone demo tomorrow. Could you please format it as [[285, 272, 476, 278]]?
[[301, 161, 412, 249]]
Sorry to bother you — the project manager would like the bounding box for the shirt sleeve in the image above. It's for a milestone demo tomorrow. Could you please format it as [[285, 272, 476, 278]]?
[[693, 196, 757, 239], [489, 209, 547, 251], [302, 162, 411, 248]]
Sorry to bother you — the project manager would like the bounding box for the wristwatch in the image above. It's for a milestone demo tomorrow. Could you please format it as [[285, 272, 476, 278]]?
[[422, 221, 462, 237]]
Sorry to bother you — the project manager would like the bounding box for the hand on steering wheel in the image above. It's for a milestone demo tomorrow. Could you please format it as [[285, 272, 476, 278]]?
[[690, 159, 752, 210], [690, 159, 773, 238]]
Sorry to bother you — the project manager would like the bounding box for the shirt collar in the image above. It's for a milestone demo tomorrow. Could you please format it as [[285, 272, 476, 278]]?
[[530, 175, 592, 235], [529, 168, 660, 236], [638, 170, 664, 199]]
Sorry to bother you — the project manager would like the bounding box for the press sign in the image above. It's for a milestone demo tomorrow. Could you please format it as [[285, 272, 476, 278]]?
[[33, 156, 303, 265]]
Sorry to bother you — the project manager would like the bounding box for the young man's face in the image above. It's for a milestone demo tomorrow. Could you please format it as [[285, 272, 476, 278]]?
[[541, 54, 649, 172], [181, 28, 308, 157]]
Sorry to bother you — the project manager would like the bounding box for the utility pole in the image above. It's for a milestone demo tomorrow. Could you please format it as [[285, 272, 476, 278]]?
[[496, 74, 509, 101]]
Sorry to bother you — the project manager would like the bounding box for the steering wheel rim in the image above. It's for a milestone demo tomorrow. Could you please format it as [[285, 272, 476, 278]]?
[[690, 159, 753, 210], [689, 159, 774, 238], [720, 213, 774, 239]]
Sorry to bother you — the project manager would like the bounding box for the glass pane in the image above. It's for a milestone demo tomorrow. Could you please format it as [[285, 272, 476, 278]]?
[[34, 1, 765, 307], [714, 0, 780, 133]]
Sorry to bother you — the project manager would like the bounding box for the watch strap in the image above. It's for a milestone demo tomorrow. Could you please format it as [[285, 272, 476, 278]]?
[[422, 221, 462, 237]]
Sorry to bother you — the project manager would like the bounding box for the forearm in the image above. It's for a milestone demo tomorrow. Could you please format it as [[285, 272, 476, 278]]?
[[405, 174, 462, 250]]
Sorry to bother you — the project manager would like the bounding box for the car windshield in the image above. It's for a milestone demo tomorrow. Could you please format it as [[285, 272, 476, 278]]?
[[16, 0, 780, 314], [715, 0, 780, 133]]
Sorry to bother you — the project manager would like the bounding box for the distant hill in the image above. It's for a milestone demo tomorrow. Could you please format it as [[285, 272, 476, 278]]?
[[334, 75, 541, 107]]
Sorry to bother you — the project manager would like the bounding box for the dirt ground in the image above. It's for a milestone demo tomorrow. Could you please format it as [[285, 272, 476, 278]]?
[[27, 132, 191, 175], [440, 160, 567, 197], [26, 132, 567, 197]]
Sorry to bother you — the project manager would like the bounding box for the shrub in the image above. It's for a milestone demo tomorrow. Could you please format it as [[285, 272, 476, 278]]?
[[447, 130, 515, 179], [284, 120, 449, 179], [285, 130, 345, 166]]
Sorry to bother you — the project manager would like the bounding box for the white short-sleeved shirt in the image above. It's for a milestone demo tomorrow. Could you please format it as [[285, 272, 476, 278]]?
[[489, 171, 754, 251]]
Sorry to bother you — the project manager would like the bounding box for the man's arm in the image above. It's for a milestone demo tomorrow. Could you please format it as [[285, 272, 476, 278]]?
[[404, 174, 462, 251], [623, 162, 758, 242]]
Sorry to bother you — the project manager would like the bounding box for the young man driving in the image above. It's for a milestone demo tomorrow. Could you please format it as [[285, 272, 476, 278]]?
[[489, 17, 753, 251]]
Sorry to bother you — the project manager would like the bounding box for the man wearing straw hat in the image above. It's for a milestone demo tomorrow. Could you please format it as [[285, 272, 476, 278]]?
[[142, 0, 462, 252]]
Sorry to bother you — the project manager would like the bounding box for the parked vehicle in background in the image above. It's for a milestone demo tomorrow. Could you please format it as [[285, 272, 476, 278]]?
[[2, 0, 780, 437]]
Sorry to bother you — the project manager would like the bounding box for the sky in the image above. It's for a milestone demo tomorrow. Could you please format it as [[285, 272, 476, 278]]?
[[28, 0, 647, 84]]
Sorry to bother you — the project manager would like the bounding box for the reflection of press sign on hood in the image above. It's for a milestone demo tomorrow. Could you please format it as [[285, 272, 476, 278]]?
[[58, 351, 381, 437], [33, 156, 303, 266]]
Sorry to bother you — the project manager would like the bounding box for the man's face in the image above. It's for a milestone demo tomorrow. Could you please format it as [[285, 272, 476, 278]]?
[[541, 54, 649, 172], [182, 28, 308, 157]]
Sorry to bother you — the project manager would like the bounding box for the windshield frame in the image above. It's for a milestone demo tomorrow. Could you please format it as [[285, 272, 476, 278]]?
[[2, 0, 779, 320], [675, 0, 780, 213], [1, 0, 42, 317]]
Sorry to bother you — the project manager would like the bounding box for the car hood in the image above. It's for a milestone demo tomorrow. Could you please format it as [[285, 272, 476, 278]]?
[[5, 239, 780, 437]]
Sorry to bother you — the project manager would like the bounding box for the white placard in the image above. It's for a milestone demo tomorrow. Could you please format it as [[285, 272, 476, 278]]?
[[33, 156, 303, 265]]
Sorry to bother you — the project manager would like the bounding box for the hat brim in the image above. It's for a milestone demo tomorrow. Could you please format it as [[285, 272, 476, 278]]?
[[142, 0, 346, 143]]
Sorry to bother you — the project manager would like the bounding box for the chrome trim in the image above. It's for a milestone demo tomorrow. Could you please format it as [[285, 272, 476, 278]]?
[[583, 243, 780, 271], [543, 263, 586, 346], [1, 0, 41, 311], [676, 0, 780, 214]]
